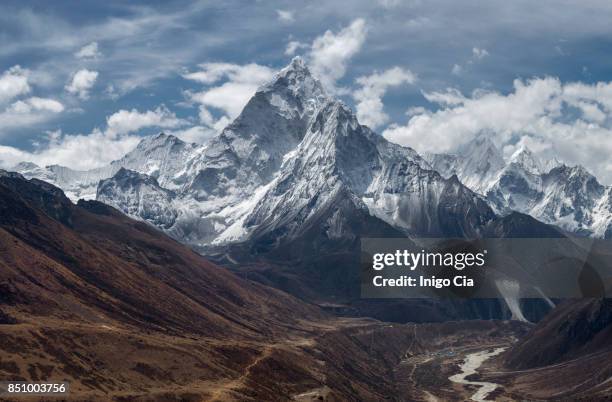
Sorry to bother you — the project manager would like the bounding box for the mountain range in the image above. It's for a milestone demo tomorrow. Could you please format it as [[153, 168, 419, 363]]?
[[14, 58, 513, 245], [12, 57, 600, 316], [17, 57, 611, 247], [426, 136, 612, 238]]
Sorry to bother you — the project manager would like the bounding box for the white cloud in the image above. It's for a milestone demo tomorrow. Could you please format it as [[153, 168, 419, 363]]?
[[0, 66, 30, 104], [353, 67, 416, 129], [196, 105, 229, 129], [183, 63, 273, 86], [0, 97, 64, 131], [382, 77, 612, 183], [105, 106, 185, 137], [308, 18, 368, 92], [75, 42, 102, 59], [0, 105, 189, 170], [0, 129, 140, 171], [575, 101, 606, 123], [472, 47, 489, 60], [406, 106, 426, 116], [563, 81, 612, 114], [0, 65, 65, 133], [451, 48, 489, 77], [285, 40, 305, 56], [276, 10, 294, 23], [190, 82, 258, 118], [422, 87, 466, 106], [7, 97, 64, 114], [65, 69, 99, 99], [183, 62, 274, 120], [451, 64, 463, 76]]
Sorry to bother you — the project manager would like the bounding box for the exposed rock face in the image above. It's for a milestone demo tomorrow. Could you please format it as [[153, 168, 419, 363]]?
[[97, 168, 177, 229]]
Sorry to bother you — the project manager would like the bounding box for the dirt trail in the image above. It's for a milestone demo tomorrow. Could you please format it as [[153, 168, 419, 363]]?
[[206, 336, 318, 401]]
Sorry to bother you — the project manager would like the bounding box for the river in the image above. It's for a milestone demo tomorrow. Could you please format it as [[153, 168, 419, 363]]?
[[448, 347, 506, 402]]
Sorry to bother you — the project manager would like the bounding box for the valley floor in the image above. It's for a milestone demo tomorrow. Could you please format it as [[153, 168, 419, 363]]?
[[396, 330, 612, 401], [0, 315, 531, 401]]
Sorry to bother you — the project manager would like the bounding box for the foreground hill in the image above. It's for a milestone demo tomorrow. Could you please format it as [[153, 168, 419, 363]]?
[[0, 171, 320, 339], [0, 171, 423, 401], [504, 298, 612, 370], [463, 299, 612, 400]]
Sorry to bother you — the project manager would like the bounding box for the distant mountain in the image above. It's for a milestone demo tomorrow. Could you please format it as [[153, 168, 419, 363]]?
[[14, 133, 205, 201], [97, 167, 178, 229], [18, 60, 611, 243], [427, 137, 612, 238], [426, 135, 506, 194]]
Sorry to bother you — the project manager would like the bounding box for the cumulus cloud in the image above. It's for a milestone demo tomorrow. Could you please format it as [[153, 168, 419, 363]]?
[[472, 47, 489, 60], [285, 40, 305, 56], [0, 66, 30, 104], [183, 62, 274, 127], [65, 69, 99, 99], [450, 47, 490, 77], [422, 87, 466, 106], [0, 129, 140, 171], [382, 77, 612, 183], [0, 65, 65, 133], [105, 106, 185, 137], [276, 10, 294, 23], [183, 63, 273, 87], [0, 97, 64, 131], [0, 105, 190, 170], [308, 18, 368, 92], [406, 106, 426, 116], [75, 42, 102, 59], [353, 67, 416, 129], [7, 97, 64, 114], [188, 81, 264, 118]]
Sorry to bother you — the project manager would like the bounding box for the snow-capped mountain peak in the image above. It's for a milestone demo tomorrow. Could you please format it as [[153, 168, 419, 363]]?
[[509, 145, 544, 174], [261, 56, 328, 107], [426, 132, 612, 238], [457, 134, 506, 177], [426, 134, 506, 194]]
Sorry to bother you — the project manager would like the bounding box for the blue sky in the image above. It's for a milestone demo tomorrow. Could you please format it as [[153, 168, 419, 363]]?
[[2, 0, 612, 181]]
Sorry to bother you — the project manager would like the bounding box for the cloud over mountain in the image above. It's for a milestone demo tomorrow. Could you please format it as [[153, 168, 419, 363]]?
[[383, 77, 612, 183], [353, 67, 416, 129], [308, 18, 367, 92]]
